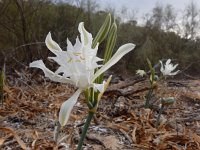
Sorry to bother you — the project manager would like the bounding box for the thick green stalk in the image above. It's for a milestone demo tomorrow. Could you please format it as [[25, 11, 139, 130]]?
[[77, 112, 94, 150]]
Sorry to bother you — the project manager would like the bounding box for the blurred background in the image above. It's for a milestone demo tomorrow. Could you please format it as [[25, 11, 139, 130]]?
[[0, 0, 200, 77]]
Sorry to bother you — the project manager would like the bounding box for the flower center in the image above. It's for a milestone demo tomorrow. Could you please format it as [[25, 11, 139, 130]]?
[[67, 52, 85, 63]]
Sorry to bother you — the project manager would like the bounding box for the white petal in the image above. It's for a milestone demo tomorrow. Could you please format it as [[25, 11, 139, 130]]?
[[166, 59, 171, 65], [59, 89, 82, 126], [74, 36, 82, 52], [97, 75, 112, 100], [76, 73, 90, 89], [93, 82, 105, 93], [171, 64, 178, 71], [45, 32, 62, 55], [29, 60, 73, 84], [136, 69, 146, 77], [78, 22, 93, 46], [67, 38, 74, 52], [159, 60, 164, 72], [54, 66, 72, 78], [94, 57, 103, 62], [169, 70, 180, 76], [92, 43, 135, 81]]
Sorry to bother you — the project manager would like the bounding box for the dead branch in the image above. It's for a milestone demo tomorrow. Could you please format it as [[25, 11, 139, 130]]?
[[105, 77, 146, 96]]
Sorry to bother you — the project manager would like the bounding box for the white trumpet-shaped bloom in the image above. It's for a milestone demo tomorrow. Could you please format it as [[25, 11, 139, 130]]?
[[136, 69, 146, 77], [30, 22, 135, 126], [159, 59, 180, 76]]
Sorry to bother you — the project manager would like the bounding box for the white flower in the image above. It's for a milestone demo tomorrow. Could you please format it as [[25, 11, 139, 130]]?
[[136, 69, 146, 77], [159, 59, 179, 76], [30, 22, 135, 126]]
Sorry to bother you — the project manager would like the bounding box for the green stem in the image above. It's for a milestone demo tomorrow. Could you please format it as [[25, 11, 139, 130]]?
[[156, 105, 164, 127], [77, 112, 94, 150], [145, 88, 153, 108], [54, 121, 61, 143]]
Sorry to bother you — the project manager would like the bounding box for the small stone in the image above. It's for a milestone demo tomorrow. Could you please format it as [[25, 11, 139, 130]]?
[[185, 122, 191, 126]]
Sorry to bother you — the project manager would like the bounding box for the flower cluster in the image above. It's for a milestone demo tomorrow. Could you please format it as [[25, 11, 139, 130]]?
[[136, 59, 180, 77], [135, 59, 180, 108]]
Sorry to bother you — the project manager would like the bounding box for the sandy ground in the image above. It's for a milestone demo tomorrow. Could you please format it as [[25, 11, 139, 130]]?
[[0, 72, 200, 149]]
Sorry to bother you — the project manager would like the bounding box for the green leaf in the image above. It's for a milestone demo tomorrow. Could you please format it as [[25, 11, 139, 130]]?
[[147, 58, 155, 84], [103, 21, 117, 64], [95, 20, 117, 84], [92, 13, 111, 48]]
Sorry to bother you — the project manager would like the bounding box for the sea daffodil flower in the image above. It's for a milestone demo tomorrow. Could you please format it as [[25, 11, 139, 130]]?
[[159, 59, 179, 76], [136, 69, 146, 77], [30, 22, 135, 126]]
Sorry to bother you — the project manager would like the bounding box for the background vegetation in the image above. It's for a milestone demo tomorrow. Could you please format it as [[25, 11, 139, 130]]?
[[0, 0, 200, 76]]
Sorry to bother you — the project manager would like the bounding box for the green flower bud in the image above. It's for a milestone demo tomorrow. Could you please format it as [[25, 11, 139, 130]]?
[[161, 97, 175, 106], [154, 75, 159, 81]]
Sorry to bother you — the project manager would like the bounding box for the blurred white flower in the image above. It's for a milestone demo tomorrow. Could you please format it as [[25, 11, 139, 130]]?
[[136, 69, 146, 77], [159, 59, 179, 76], [30, 22, 135, 126]]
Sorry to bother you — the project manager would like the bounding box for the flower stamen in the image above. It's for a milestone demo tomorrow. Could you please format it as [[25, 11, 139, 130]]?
[[67, 57, 73, 63]]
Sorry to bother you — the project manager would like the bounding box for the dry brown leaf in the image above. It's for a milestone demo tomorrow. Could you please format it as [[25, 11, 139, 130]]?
[[132, 143, 149, 149], [131, 125, 137, 143], [183, 91, 200, 101], [107, 122, 129, 132], [139, 108, 151, 120], [0, 138, 5, 146], [87, 133, 122, 150], [101, 135, 122, 150], [0, 134, 13, 147], [32, 130, 39, 139], [168, 142, 182, 150], [156, 142, 168, 149], [119, 129, 133, 144], [91, 144, 104, 150], [0, 127, 27, 149], [192, 132, 200, 143], [130, 110, 138, 120], [160, 132, 180, 140]]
